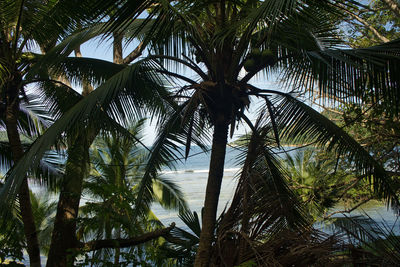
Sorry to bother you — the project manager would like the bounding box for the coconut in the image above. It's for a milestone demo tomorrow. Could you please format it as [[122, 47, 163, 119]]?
[[250, 48, 262, 58], [261, 49, 275, 66], [244, 58, 257, 72]]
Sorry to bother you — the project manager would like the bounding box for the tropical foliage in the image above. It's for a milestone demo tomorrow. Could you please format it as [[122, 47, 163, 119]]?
[[105, 2, 400, 264], [77, 121, 186, 265], [342, 0, 400, 47], [283, 148, 376, 218], [0, 0, 400, 266]]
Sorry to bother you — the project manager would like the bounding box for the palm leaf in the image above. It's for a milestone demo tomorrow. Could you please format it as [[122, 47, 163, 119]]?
[[134, 100, 210, 217], [214, 117, 314, 265], [279, 39, 400, 115], [0, 61, 168, 203], [253, 89, 398, 206], [330, 214, 400, 265], [161, 210, 201, 266], [152, 176, 187, 212]]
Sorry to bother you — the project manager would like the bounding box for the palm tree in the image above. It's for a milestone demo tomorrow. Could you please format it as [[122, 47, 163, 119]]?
[[0, 94, 64, 262], [0, 183, 25, 263], [0, 190, 58, 264], [29, 191, 58, 256], [0, 10, 174, 265], [0, 44, 171, 267], [284, 149, 336, 216], [78, 120, 187, 265], [43, 16, 171, 265], [4, 2, 161, 264], [101, 1, 400, 265], [0, 0, 114, 264]]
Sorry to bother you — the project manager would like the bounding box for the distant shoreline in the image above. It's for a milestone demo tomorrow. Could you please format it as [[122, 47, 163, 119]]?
[[228, 143, 314, 148]]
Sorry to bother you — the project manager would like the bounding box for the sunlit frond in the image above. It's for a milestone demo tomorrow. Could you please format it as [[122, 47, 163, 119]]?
[[0, 61, 168, 203]]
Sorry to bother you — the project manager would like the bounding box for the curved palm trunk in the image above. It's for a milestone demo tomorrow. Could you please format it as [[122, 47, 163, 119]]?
[[46, 137, 90, 267], [195, 115, 229, 267], [113, 32, 124, 64], [47, 39, 122, 266], [5, 102, 41, 267]]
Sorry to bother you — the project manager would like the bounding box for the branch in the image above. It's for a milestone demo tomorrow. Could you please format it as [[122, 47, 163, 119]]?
[[342, 8, 389, 43], [80, 223, 175, 251], [323, 197, 373, 219], [123, 41, 145, 64]]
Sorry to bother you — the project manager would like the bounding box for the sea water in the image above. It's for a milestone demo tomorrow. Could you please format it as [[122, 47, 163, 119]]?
[[151, 145, 243, 227]]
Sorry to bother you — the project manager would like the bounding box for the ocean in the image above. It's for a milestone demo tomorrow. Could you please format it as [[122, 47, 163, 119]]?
[[152, 145, 244, 227]]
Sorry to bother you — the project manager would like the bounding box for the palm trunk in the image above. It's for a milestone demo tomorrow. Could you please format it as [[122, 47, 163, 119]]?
[[74, 47, 94, 95], [46, 46, 99, 266], [113, 32, 124, 64], [46, 36, 123, 266], [5, 101, 41, 267], [46, 137, 90, 267], [194, 115, 229, 267]]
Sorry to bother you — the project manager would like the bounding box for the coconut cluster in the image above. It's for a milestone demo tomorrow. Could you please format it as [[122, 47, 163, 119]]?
[[243, 48, 276, 72]]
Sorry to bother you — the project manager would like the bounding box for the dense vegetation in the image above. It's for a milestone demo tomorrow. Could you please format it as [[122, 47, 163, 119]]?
[[0, 0, 400, 266]]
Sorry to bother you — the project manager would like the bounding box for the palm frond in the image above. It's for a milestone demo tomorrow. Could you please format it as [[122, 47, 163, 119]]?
[[17, 94, 53, 138], [270, 91, 398, 206], [280, 39, 400, 115], [0, 141, 64, 191], [31, 80, 82, 120], [152, 176, 187, 212], [100, 0, 154, 36], [220, 118, 309, 235], [161, 210, 201, 266], [0, 61, 168, 203], [134, 100, 210, 217], [29, 191, 57, 255], [213, 116, 343, 265], [329, 214, 400, 265], [34, 22, 107, 60], [27, 56, 125, 90]]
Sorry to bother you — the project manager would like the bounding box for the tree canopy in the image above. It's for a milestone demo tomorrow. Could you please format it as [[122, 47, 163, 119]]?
[[1, 0, 400, 266]]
